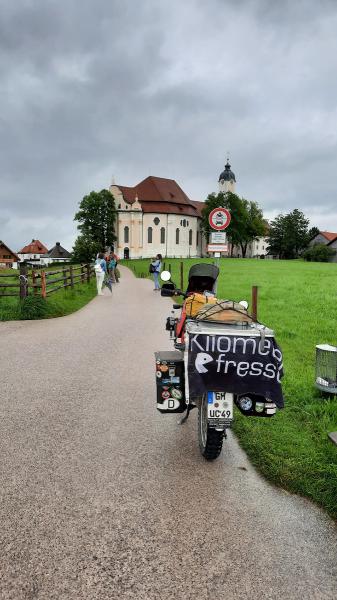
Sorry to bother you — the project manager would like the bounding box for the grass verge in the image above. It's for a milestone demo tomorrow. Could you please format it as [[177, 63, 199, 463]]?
[[0, 268, 97, 321], [123, 257, 337, 520]]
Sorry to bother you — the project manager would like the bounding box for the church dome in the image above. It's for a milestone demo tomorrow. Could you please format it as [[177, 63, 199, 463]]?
[[219, 160, 236, 182]]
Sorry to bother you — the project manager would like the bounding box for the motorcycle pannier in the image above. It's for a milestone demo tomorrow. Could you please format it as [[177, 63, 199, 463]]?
[[155, 351, 186, 414], [184, 293, 217, 318]]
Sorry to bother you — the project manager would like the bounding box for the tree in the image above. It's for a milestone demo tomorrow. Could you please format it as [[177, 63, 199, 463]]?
[[201, 192, 266, 257], [267, 209, 310, 259], [72, 234, 101, 264], [238, 200, 266, 257], [303, 244, 336, 262], [72, 189, 117, 262], [307, 226, 320, 242]]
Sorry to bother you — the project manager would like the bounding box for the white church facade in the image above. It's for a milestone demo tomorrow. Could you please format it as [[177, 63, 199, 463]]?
[[110, 162, 268, 259], [110, 176, 204, 259]]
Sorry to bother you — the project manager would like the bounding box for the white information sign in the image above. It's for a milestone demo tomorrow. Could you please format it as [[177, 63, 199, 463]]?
[[211, 231, 227, 244]]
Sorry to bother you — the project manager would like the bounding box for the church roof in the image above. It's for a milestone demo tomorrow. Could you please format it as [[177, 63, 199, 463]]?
[[19, 239, 48, 254], [116, 176, 199, 217], [219, 160, 236, 183], [190, 200, 205, 218]]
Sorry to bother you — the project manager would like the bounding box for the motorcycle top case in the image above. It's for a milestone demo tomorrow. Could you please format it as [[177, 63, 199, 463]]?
[[155, 350, 186, 413]]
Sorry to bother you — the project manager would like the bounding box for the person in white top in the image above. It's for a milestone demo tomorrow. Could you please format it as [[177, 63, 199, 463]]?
[[94, 252, 107, 295]]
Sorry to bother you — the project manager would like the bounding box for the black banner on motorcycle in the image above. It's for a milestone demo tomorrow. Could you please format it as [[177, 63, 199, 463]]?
[[187, 333, 284, 408]]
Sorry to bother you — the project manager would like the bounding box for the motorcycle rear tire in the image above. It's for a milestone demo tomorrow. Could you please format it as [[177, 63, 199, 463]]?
[[198, 394, 224, 460]]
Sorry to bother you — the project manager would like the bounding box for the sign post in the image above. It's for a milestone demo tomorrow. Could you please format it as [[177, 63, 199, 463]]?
[[208, 207, 231, 294]]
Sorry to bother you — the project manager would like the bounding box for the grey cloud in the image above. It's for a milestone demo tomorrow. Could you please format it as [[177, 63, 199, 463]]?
[[1, 0, 337, 251]]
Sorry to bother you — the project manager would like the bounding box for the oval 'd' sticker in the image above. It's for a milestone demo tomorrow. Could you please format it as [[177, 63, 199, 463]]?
[[161, 398, 180, 410]]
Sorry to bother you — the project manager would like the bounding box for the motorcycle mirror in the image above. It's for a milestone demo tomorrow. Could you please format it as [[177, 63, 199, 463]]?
[[239, 300, 249, 310], [160, 270, 171, 282]]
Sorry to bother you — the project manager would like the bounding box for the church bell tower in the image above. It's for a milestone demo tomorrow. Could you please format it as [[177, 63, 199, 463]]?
[[219, 159, 236, 193]]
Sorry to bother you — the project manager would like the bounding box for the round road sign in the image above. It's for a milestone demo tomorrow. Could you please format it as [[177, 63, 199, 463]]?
[[209, 207, 231, 230]]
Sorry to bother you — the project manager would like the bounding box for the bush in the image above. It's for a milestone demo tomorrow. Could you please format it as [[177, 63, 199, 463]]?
[[19, 296, 49, 320], [302, 244, 336, 262]]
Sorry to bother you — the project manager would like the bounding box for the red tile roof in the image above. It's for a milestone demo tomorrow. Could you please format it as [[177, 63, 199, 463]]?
[[116, 176, 200, 217], [19, 239, 48, 254], [320, 231, 337, 242], [191, 200, 205, 218]]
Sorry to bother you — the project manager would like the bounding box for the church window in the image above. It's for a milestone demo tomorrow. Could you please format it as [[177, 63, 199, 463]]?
[[183, 219, 186, 227], [148, 227, 153, 243], [153, 217, 160, 226], [118, 204, 121, 209], [189, 229, 193, 246], [160, 227, 165, 244], [187, 221, 189, 226], [124, 226, 129, 244], [176, 228, 180, 245], [197, 231, 200, 246]]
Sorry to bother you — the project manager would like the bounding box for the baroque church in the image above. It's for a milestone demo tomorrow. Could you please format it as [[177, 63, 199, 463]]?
[[110, 161, 267, 259]]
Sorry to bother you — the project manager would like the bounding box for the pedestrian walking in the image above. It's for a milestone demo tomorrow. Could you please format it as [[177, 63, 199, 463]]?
[[94, 252, 107, 296], [150, 253, 162, 291], [113, 253, 120, 283], [107, 254, 116, 284]]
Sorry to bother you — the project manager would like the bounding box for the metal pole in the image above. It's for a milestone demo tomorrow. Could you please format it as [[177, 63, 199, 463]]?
[[252, 286, 258, 321], [213, 253, 220, 296]]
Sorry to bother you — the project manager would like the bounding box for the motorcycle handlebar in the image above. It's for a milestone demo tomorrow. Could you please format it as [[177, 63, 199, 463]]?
[[160, 288, 186, 298]]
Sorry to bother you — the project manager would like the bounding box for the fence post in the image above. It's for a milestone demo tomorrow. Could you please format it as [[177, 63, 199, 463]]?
[[19, 263, 28, 299], [69, 265, 74, 289], [63, 267, 67, 289], [81, 264, 85, 284], [32, 270, 37, 296], [41, 271, 46, 298], [180, 261, 184, 290], [86, 264, 90, 282], [252, 286, 258, 321]]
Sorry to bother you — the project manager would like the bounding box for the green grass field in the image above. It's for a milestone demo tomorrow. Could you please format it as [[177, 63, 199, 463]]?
[[123, 257, 337, 519]]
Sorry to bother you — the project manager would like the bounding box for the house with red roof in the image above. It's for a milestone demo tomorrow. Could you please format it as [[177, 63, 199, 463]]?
[[309, 231, 337, 262], [0, 241, 19, 269], [309, 231, 337, 246], [18, 239, 49, 265]]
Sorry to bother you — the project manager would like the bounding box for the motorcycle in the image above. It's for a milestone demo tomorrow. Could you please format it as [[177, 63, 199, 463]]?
[[155, 263, 284, 460]]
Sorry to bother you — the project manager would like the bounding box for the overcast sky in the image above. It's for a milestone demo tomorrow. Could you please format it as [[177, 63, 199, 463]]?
[[1, 0, 337, 251]]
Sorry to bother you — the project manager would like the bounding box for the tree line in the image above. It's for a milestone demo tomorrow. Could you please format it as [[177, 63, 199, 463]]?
[[71, 188, 328, 262]]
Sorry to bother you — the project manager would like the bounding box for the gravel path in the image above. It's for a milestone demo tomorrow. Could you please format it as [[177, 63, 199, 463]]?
[[0, 266, 336, 599]]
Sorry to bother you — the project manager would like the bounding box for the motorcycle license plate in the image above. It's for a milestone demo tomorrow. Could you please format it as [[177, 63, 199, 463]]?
[[207, 392, 233, 425]]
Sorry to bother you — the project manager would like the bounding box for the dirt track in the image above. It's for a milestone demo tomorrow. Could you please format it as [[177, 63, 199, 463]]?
[[0, 267, 336, 599]]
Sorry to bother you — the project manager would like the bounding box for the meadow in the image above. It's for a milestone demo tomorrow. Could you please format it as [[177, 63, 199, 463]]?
[[123, 257, 337, 519]]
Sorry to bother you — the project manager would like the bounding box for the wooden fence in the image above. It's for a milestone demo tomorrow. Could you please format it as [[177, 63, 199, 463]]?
[[0, 263, 94, 299]]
